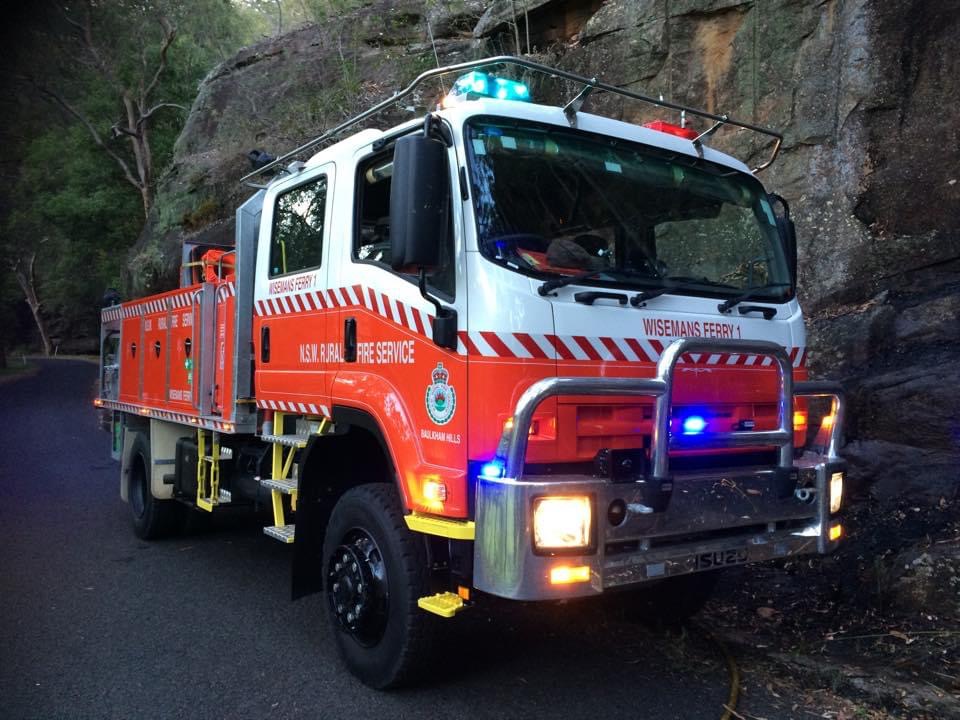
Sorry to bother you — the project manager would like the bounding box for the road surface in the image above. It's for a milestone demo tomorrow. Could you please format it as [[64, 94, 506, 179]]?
[[1, 360, 821, 719]]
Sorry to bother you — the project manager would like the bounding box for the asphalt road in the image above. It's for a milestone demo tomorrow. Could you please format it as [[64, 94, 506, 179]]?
[[0, 360, 812, 720]]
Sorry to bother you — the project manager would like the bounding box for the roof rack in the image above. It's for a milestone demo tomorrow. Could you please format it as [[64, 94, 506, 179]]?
[[239, 55, 783, 184]]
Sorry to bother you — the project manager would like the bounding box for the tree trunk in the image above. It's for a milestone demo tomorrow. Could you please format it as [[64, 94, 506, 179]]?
[[13, 254, 53, 356]]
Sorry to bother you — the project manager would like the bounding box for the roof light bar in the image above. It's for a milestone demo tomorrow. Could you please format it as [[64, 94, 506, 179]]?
[[443, 71, 531, 107], [642, 120, 699, 141]]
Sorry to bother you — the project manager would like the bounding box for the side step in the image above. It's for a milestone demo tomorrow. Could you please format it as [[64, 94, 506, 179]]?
[[259, 434, 307, 448], [418, 592, 466, 618], [258, 477, 297, 494], [264, 525, 295, 543]]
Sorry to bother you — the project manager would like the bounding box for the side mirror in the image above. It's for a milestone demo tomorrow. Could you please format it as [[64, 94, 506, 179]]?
[[390, 130, 458, 351], [770, 193, 797, 285], [390, 134, 450, 272]]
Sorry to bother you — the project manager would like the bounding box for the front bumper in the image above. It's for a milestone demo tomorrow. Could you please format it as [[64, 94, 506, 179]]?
[[472, 338, 845, 601], [474, 458, 845, 600]]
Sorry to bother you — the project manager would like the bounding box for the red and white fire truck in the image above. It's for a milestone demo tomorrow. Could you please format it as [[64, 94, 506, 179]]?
[[97, 57, 846, 688]]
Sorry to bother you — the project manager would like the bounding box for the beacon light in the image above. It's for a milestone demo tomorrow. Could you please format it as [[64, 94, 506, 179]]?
[[642, 120, 699, 141], [682, 415, 707, 435], [444, 71, 532, 106], [480, 460, 505, 479]]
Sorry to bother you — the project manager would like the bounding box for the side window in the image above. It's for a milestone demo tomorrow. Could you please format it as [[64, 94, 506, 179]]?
[[270, 175, 327, 277], [354, 148, 455, 299]]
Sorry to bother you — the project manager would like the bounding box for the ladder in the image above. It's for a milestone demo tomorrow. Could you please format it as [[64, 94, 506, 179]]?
[[196, 429, 232, 511], [258, 411, 329, 543]]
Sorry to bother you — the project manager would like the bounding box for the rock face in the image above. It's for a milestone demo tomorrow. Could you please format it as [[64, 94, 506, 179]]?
[[131, 0, 959, 502]]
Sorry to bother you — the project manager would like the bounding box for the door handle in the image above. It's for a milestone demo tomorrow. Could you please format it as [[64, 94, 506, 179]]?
[[260, 325, 270, 363], [344, 317, 357, 363]]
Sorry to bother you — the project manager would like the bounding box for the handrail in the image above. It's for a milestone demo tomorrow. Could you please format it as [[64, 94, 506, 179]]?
[[501, 338, 795, 481], [239, 55, 783, 184]]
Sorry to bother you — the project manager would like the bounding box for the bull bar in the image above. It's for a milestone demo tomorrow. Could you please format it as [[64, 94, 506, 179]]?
[[473, 338, 845, 601]]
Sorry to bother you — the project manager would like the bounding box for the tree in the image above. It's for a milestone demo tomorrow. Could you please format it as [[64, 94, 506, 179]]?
[[18, 1, 258, 219], [10, 253, 52, 356], [0, 0, 257, 354]]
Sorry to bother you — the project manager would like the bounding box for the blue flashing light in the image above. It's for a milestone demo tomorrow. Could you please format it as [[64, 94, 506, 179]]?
[[480, 460, 505, 479], [682, 415, 708, 435], [450, 71, 531, 103]]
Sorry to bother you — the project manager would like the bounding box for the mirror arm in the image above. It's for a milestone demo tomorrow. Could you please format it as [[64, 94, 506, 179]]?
[[423, 113, 453, 147], [418, 269, 458, 350]]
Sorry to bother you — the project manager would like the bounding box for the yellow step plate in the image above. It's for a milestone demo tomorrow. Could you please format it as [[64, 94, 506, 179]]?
[[418, 592, 465, 618]]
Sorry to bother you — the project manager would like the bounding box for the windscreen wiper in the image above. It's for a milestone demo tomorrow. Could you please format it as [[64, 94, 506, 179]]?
[[717, 283, 791, 313], [537, 268, 654, 297], [630, 276, 736, 307]]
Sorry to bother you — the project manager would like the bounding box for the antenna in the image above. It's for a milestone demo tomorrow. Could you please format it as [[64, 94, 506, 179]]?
[[425, 19, 446, 96]]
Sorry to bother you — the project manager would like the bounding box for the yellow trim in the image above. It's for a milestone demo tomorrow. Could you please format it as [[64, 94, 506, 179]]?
[[271, 411, 287, 527], [196, 429, 212, 511], [417, 592, 465, 618], [405, 512, 475, 540]]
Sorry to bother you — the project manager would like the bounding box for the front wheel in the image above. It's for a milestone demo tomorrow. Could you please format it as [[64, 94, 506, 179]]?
[[322, 484, 435, 689]]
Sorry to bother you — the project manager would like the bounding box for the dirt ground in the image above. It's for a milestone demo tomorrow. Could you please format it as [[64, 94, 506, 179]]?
[[699, 495, 960, 718]]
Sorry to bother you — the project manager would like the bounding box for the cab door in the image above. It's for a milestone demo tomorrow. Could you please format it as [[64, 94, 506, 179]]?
[[253, 164, 336, 418]]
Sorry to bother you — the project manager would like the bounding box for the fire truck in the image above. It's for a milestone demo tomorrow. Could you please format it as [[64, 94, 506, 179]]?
[[97, 57, 846, 688]]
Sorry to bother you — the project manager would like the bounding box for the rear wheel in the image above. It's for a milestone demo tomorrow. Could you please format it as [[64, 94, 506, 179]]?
[[322, 484, 435, 689], [128, 432, 183, 540]]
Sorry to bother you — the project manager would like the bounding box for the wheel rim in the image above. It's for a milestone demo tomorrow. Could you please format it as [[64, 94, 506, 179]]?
[[130, 458, 147, 519], [327, 528, 389, 646]]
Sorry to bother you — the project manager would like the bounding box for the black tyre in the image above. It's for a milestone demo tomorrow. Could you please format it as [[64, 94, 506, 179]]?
[[607, 571, 720, 627], [322, 484, 435, 689], [128, 432, 183, 540]]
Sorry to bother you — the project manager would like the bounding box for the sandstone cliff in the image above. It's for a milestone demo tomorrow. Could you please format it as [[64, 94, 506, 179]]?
[[130, 0, 959, 501]]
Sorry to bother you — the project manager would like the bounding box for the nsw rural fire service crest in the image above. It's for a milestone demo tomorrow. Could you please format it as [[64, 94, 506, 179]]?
[[425, 363, 456, 425]]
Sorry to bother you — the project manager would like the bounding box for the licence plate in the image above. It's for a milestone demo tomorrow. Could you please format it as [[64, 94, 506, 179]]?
[[695, 548, 748, 569]]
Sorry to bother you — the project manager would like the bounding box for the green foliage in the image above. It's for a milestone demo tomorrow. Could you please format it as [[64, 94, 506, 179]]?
[[0, 0, 263, 350], [302, 0, 370, 24], [3, 123, 142, 339], [181, 196, 221, 231]]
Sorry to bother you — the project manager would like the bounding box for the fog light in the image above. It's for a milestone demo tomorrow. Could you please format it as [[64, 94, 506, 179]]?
[[829, 472, 843, 514], [549, 565, 590, 585], [533, 496, 592, 550]]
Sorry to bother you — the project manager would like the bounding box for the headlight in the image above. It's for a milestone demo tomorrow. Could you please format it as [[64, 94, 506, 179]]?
[[830, 472, 843, 514], [533, 496, 592, 550]]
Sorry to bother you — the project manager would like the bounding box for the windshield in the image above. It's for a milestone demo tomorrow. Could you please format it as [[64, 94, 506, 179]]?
[[465, 118, 791, 300]]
